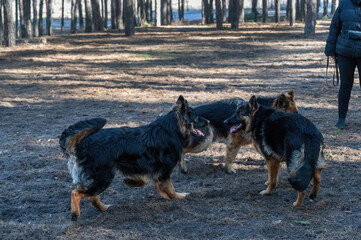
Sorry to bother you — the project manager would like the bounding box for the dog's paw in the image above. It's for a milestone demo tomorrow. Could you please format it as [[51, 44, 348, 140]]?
[[309, 193, 317, 200], [293, 201, 303, 207], [265, 180, 269, 185], [175, 192, 189, 199], [226, 167, 236, 174], [259, 190, 272, 195]]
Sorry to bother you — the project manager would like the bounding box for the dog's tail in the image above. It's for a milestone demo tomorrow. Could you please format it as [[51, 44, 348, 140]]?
[[59, 118, 107, 157], [287, 135, 320, 192]]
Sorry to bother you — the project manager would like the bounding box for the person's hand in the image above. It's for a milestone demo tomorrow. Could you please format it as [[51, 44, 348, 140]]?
[[331, 55, 336, 59]]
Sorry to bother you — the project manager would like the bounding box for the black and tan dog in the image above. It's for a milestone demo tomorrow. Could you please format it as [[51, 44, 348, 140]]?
[[225, 96, 326, 207], [59, 96, 208, 221], [181, 90, 299, 174]]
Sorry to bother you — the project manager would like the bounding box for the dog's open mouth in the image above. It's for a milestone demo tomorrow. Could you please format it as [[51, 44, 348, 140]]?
[[193, 128, 204, 137], [230, 123, 243, 134]]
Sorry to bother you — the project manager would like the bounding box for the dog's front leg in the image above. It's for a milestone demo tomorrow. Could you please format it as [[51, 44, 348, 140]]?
[[153, 178, 189, 200], [260, 157, 280, 195]]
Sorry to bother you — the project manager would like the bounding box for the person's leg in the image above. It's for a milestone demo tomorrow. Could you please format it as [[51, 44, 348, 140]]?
[[337, 55, 356, 129]]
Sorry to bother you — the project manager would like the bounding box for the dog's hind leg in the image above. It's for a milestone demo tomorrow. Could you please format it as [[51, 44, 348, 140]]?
[[153, 178, 189, 200], [123, 176, 148, 187], [179, 153, 188, 174], [260, 157, 280, 195], [293, 191, 306, 207], [89, 195, 110, 212], [71, 188, 88, 221], [309, 168, 322, 200]]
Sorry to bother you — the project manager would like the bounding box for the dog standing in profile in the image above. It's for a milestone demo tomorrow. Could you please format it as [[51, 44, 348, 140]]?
[[59, 96, 208, 221], [224, 96, 326, 207], [181, 90, 299, 174]]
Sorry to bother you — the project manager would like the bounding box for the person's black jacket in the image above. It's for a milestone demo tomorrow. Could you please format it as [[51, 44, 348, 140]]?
[[325, 0, 361, 58]]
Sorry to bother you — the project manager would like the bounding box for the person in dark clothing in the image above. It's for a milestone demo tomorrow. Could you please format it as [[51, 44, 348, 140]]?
[[325, 0, 361, 129]]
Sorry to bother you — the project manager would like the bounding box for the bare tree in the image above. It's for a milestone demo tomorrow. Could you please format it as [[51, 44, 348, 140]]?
[[46, 0, 53, 35], [16, 0, 19, 37], [0, 0, 3, 45], [61, 0, 65, 31], [78, 0, 84, 29], [33, 0, 39, 37], [331, 0, 338, 14], [4, 0, 16, 46], [155, 0, 160, 26], [116, 0, 123, 29], [85, 0, 92, 32], [24, 0, 32, 38], [290, 0, 295, 26], [124, 0, 134, 36], [323, 0, 328, 16], [316, 0, 320, 19], [252, 0, 258, 21], [138, 0, 145, 26], [222, 0, 226, 22], [216, 0, 222, 29], [103, 0, 107, 28], [304, 0, 317, 34], [39, 0, 44, 36], [262, 0, 267, 22], [92, 0, 103, 31], [71, 0, 78, 33], [275, 0, 280, 22], [178, 0, 184, 22], [239, 0, 244, 24]]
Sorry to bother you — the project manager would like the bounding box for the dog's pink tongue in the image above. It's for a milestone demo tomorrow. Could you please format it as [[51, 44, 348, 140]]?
[[230, 124, 241, 134], [193, 128, 204, 137]]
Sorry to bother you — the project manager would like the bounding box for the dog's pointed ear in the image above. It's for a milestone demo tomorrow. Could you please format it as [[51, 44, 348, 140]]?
[[248, 95, 259, 111], [274, 94, 287, 109], [176, 95, 188, 113], [287, 90, 295, 101]]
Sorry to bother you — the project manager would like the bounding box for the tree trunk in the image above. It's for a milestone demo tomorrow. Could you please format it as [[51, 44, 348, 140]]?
[[228, 0, 233, 23], [78, 0, 84, 29], [61, 0, 64, 31], [111, 0, 116, 28], [33, 0, 39, 37], [19, 0, 24, 37], [116, 0, 123, 29], [84, 0, 92, 31], [103, 0, 107, 28], [0, 0, 3, 45], [316, 0, 320, 19], [39, 0, 43, 36], [231, 0, 240, 29], [262, 0, 267, 23], [4, 0, 16, 46], [239, 0, 244, 24], [124, 0, 134, 36], [252, 0, 258, 22], [215, 0, 222, 29], [301, 0, 306, 21], [161, 0, 167, 25], [46, 0, 53, 35], [275, 0, 280, 22], [331, 0, 338, 14], [201, 0, 206, 24], [24, 0, 32, 38], [296, 0, 301, 20], [178, 0, 184, 22], [209, 0, 213, 23], [138, 0, 145, 26], [168, 0, 171, 24], [304, 0, 316, 34], [290, 0, 295, 26], [222, 0, 226, 22], [155, 0, 160, 26], [71, 0, 78, 33], [92, 0, 103, 31], [323, 0, 328, 16], [16, 0, 19, 37]]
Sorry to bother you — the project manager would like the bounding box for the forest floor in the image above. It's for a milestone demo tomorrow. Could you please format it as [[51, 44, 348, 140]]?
[[1, 21, 361, 239]]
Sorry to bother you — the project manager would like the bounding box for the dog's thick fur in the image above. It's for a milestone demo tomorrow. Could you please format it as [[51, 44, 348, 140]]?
[[225, 95, 326, 207], [181, 90, 299, 174], [59, 96, 208, 221]]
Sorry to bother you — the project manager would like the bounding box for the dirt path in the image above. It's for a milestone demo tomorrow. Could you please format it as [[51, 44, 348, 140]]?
[[1, 22, 360, 239]]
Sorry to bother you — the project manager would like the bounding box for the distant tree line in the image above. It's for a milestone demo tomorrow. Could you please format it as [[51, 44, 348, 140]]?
[[1, 0, 340, 47]]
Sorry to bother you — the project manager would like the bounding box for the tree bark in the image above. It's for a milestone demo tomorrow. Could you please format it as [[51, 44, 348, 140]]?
[[221, 0, 226, 22], [331, 0, 338, 14], [262, 0, 267, 23], [61, 0, 64, 31], [4, 0, 16, 46], [231, 0, 240, 29], [290, 0, 295, 26], [111, 0, 116, 28], [84, 0, 92, 31], [216, 0, 222, 29], [301, 0, 306, 21], [71, 0, 77, 33], [92, 0, 103, 31], [296, 0, 301, 20], [0, 0, 4, 45], [323, 0, 328, 16], [124, 0, 134, 36], [275, 0, 280, 22], [228, 0, 233, 24], [304, 0, 317, 34], [39, 0, 44, 36], [252, 0, 258, 22], [239, 0, 244, 24], [201, 0, 206, 24], [116, 0, 123, 29], [316, 0, 320, 19], [103, 0, 107, 28], [78, 0, 84, 29], [24, 0, 32, 38], [138, 0, 145, 26], [155, 0, 160, 26], [16, 0, 19, 37], [33, 0, 39, 37], [209, 0, 213, 23], [46, 0, 53, 35]]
